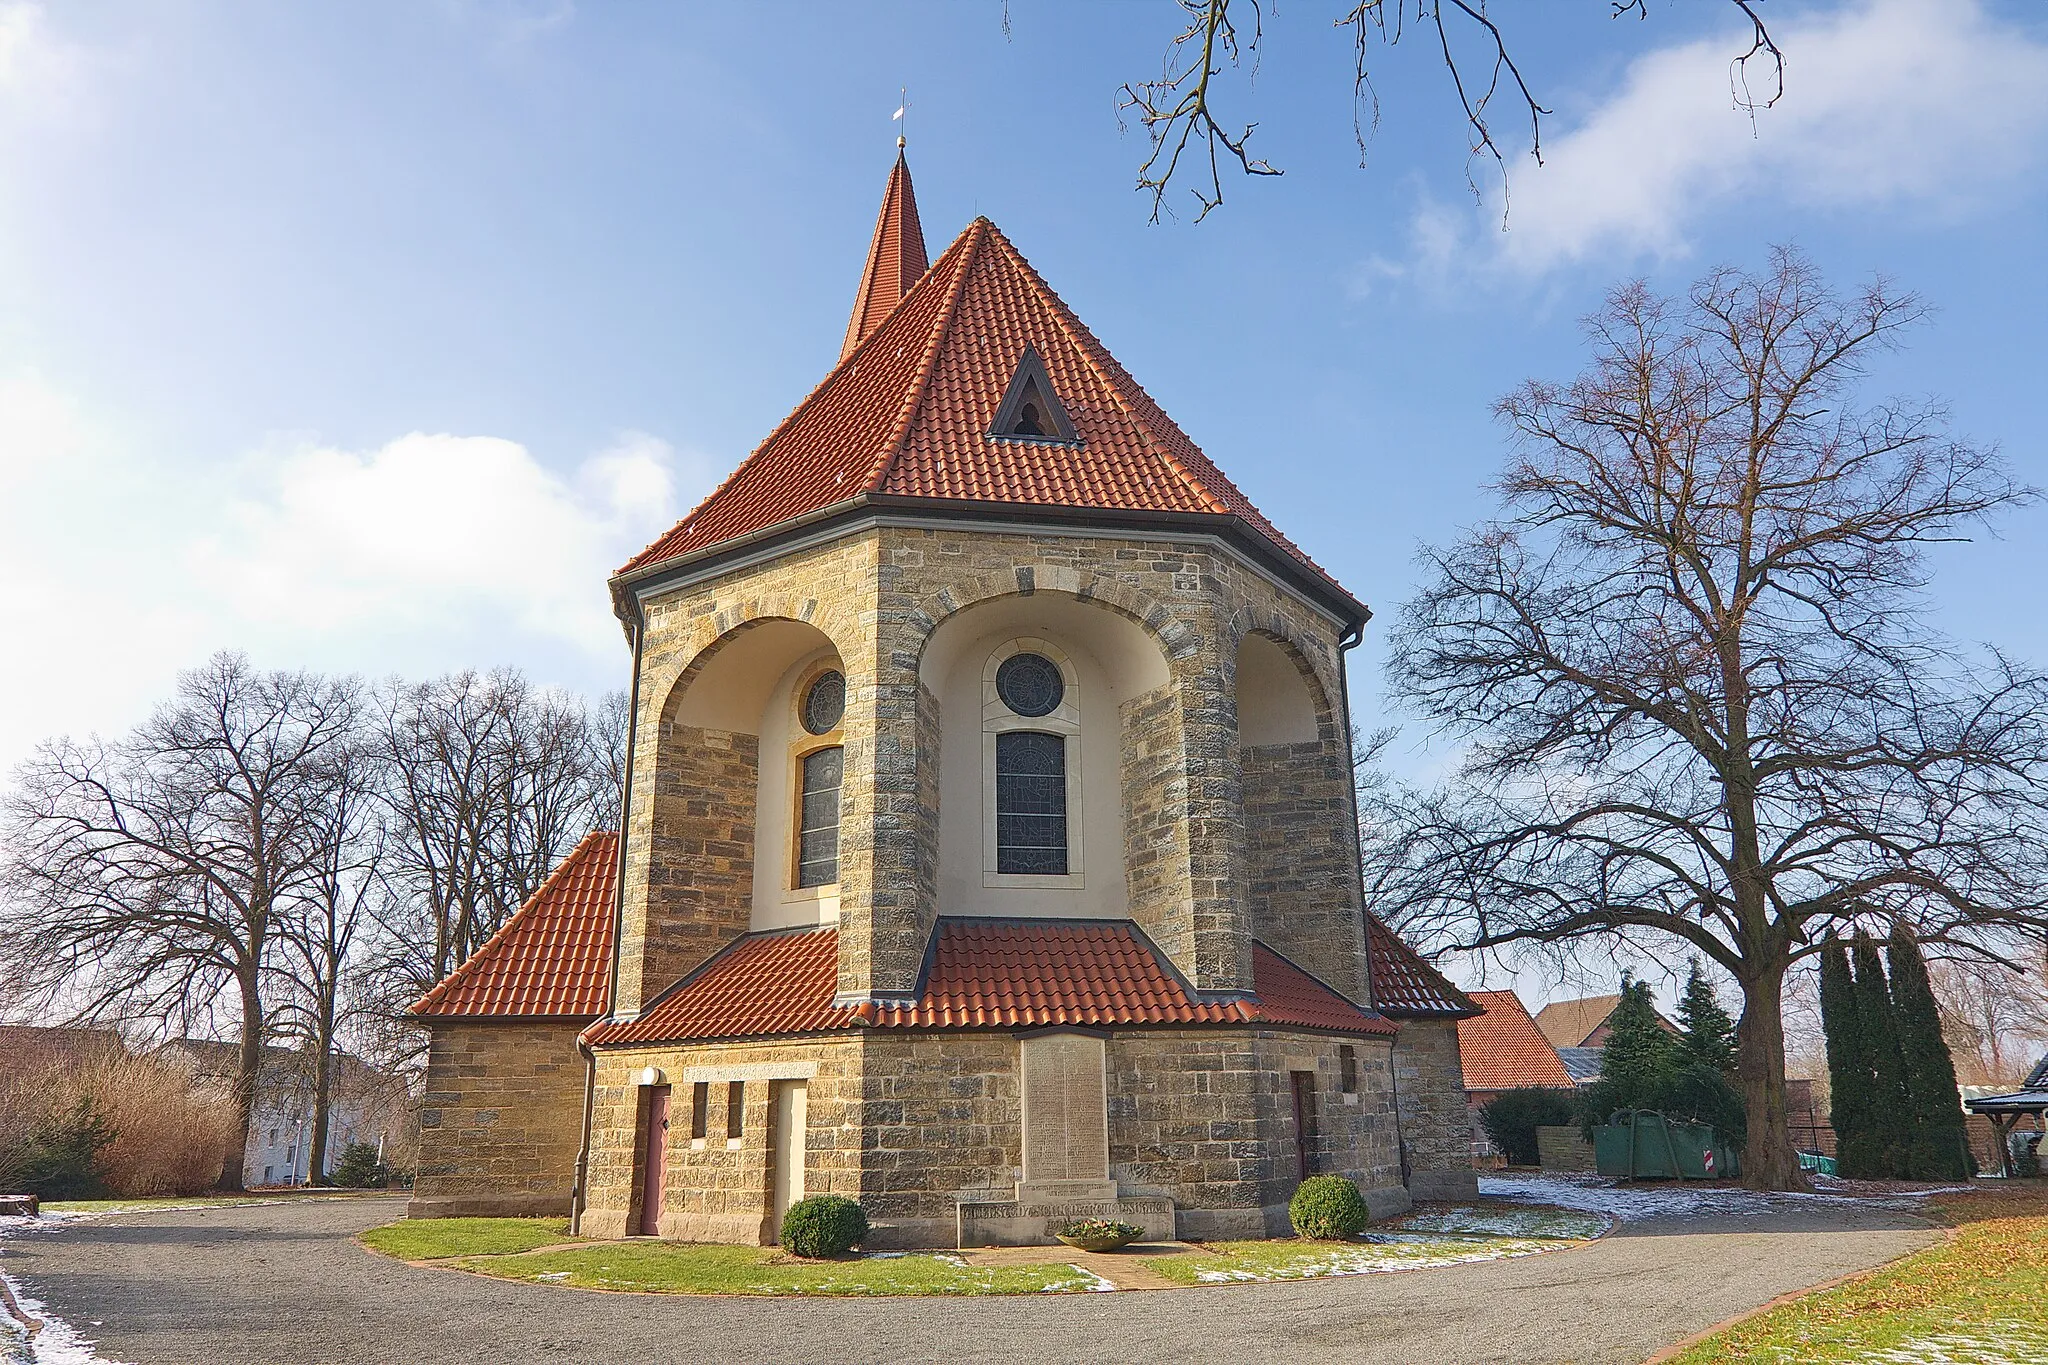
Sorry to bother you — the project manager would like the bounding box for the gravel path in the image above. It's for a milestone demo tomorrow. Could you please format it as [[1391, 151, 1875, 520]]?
[[4, 1195, 1938, 1365]]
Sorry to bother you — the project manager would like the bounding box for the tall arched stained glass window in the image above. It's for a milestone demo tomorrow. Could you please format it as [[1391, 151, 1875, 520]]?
[[994, 730, 1067, 875], [797, 746, 843, 887]]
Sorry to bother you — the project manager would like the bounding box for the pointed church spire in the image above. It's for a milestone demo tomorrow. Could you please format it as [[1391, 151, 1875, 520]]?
[[840, 146, 929, 360]]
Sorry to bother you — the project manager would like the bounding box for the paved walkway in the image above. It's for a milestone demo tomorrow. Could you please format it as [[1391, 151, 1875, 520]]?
[[4, 1195, 1937, 1365]]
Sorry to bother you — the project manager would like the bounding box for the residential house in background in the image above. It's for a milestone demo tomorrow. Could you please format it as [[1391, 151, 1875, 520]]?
[[1454, 991, 1576, 1160], [1533, 994, 1680, 1053], [164, 1041, 406, 1187]]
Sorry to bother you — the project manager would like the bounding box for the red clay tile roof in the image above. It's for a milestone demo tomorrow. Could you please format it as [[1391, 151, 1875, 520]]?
[[1455, 989, 1576, 1092], [584, 919, 1394, 1047], [841, 147, 928, 360], [1365, 913, 1480, 1018], [409, 831, 618, 1020], [617, 206, 1351, 609]]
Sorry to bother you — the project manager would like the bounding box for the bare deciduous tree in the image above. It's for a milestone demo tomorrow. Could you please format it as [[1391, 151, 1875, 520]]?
[[1118, 0, 1782, 221], [270, 743, 382, 1184], [1378, 249, 2048, 1189], [367, 670, 618, 1027], [1928, 944, 2048, 1085], [1, 653, 360, 1190]]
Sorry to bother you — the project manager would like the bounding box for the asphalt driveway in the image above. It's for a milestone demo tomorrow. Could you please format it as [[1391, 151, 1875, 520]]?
[[3, 1194, 1937, 1365]]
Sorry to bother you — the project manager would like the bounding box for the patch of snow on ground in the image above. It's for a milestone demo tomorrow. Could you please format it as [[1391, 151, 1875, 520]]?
[[1192, 1237, 1560, 1283], [1858, 1323, 2048, 1365], [1397, 1204, 1609, 1240], [1478, 1173, 1966, 1222], [1049, 1265, 1117, 1293], [1, 1277, 129, 1365]]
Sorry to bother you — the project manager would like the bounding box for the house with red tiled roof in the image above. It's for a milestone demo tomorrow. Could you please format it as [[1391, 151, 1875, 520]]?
[[408, 145, 1482, 1245], [1457, 990, 1577, 1158]]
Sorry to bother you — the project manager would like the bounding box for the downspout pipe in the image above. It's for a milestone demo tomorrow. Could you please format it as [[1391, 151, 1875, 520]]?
[[572, 599, 646, 1236], [1337, 617, 1410, 1184]]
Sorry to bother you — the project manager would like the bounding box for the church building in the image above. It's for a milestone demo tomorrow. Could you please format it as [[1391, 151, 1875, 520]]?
[[407, 147, 1483, 1247]]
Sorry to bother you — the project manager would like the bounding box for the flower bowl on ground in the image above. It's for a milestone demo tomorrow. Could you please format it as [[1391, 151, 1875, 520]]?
[[1054, 1218, 1143, 1252]]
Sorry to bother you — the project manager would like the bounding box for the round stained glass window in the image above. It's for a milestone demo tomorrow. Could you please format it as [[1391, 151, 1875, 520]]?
[[801, 670, 846, 735], [995, 652, 1065, 718]]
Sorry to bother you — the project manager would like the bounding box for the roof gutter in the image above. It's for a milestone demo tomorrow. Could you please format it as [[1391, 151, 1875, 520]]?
[[571, 598, 646, 1236], [611, 495, 1371, 631]]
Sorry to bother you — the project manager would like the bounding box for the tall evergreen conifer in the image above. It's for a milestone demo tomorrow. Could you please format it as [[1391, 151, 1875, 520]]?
[[1677, 958, 1738, 1074], [1887, 923, 1972, 1179], [1599, 974, 1676, 1104], [1817, 937, 1875, 1174], [1852, 935, 1912, 1178]]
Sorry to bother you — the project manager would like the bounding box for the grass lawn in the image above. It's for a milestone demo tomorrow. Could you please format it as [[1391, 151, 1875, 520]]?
[[457, 1243, 1110, 1296], [1666, 1187, 2048, 1364], [359, 1217, 572, 1260], [1150, 1231, 1581, 1285]]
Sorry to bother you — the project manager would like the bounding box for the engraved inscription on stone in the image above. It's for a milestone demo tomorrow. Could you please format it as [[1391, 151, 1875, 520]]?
[[1020, 1032, 1109, 1185]]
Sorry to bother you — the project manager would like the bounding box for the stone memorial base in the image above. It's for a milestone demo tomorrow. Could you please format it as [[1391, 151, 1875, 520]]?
[[955, 1180, 1176, 1247]]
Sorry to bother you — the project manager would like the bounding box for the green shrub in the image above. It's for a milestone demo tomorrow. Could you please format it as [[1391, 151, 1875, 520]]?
[[4, 1098, 114, 1200], [332, 1141, 388, 1188], [779, 1194, 868, 1258], [1480, 1086, 1578, 1165], [1288, 1174, 1368, 1240]]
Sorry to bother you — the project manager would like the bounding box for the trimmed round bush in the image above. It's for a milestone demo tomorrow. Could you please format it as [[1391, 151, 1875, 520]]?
[[1288, 1175, 1368, 1240], [779, 1194, 869, 1258]]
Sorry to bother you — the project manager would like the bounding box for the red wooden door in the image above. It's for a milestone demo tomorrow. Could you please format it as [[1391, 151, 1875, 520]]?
[[638, 1085, 670, 1235], [1290, 1072, 1315, 1182]]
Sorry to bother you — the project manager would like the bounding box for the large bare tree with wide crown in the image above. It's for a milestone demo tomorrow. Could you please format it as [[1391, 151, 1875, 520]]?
[[1375, 247, 2048, 1190]]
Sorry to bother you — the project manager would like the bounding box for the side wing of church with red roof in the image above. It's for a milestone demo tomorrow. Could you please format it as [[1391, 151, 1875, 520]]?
[[407, 147, 1484, 1245]]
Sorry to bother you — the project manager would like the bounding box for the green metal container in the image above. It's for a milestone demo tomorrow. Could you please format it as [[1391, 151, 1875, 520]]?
[[1591, 1111, 1740, 1180]]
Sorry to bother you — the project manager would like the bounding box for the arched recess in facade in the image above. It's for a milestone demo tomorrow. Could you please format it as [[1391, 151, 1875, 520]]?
[[1229, 625, 1370, 1005], [615, 614, 849, 1015], [913, 582, 1204, 961]]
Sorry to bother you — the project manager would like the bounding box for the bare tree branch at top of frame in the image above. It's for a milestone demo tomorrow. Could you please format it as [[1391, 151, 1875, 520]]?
[[0, 653, 361, 1192], [1118, 0, 1784, 222], [1371, 247, 2048, 1191]]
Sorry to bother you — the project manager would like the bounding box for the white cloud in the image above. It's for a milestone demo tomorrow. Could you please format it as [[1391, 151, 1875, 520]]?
[[1421, 0, 2048, 276], [0, 371, 708, 772]]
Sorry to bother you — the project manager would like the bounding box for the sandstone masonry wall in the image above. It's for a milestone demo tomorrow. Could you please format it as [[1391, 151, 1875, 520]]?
[[1243, 738, 1368, 1003], [411, 1020, 587, 1218], [615, 724, 757, 1014], [582, 1036, 863, 1243], [1392, 1017, 1481, 1199]]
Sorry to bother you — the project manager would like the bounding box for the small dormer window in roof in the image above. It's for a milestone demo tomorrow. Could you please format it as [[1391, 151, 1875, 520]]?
[[989, 344, 1080, 446]]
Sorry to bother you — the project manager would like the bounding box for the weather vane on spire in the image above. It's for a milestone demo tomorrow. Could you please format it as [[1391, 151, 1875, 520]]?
[[893, 87, 908, 149]]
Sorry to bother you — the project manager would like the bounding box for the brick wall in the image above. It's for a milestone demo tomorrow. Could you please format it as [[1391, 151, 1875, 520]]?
[[411, 1020, 587, 1218], [1392, 1018, 1481, 1199]]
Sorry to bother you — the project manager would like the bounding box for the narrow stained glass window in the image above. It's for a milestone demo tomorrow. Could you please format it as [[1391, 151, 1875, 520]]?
[[995, 730, 1067, 875], [797, 746, 843, 887]]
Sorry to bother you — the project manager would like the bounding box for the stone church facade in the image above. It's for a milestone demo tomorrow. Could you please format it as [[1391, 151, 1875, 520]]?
[[409, 148, 1482, 1246]]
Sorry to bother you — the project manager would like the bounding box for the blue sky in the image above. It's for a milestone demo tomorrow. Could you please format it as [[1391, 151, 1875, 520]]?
[[4, 0, 2046, 996]]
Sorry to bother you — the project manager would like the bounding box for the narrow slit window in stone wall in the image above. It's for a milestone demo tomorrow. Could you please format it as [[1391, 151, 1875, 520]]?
[[727, 1081, 745, 1139], [1340, 1045, 1358, 1095], [796, 746, 843, 887], [690, 1082, 709, 1139], [995, 730, 1068, 874]]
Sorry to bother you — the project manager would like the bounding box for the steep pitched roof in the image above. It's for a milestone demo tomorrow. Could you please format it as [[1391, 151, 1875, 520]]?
[[841, 146, 928, 360], [1532, 995, 1622, 1050], [409, 830, 618, 1020], [584, 919, 1394, 1048], [1364, 913, 1481, 1018], [1456, 989, 1575, 1091], [617, 213, 1353, 612]]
